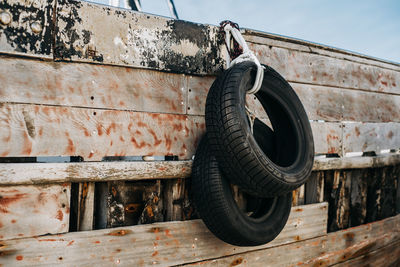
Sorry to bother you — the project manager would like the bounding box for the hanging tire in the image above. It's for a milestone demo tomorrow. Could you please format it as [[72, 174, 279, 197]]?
[[206, 61, 314, 197], [192, 131, 292, 246]]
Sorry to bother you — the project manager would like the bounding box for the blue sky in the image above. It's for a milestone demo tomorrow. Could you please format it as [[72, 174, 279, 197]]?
[[138, 0, 400, 63]]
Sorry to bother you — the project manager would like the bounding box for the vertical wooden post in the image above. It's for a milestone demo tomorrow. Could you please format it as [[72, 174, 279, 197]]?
[[396, 166, 400, 214], [305, 171, 324, 204], [77, 182, 95, 231], [349, 169, 367, 227], [164, 179, 185, 221]]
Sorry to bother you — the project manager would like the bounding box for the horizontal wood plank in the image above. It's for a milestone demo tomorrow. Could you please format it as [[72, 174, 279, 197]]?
[[336, 240, 400, 267], [343, 122, 400, 153], [0, 57, 187, 114], [55, 0, 224, 74], [311, 122, 342, 155], [0, 203, 327, 266], [250, 43, 400, 95], [184, 214, 400, 266], [0, 184, 70, 240], [0, 104, 204, 160], [0, 0, 54, 58], [243, 30, 400, 73], [0, 161, 192, 185], [2, 154, 400, 185]]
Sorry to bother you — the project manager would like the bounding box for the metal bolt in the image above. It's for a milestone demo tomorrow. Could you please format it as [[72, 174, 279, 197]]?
[[30, 21, 42, 33], [0, 11, 11, 25]]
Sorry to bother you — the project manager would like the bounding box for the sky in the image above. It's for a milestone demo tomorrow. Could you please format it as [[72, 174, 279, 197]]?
[[136, 0, 400, 64]]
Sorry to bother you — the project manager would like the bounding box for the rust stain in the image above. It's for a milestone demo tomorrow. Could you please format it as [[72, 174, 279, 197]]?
[[165, 229, 173, 238], [16, 255, 23, 261], [94, 241, 101, 244], [152, 251, 159, 257], [0, 193, 27, 213], [67, 240, 74, 246], [111, 187, 117, 197], [230, 257, 243, 266], [387, 131, 394, 139], [22, 132, 32, 155], [39, 239, 57, 242], [137, 121, 148, 128], [146, 206, 154, 217], [355, 127, 360, 137], [135, 130, 142, 136], [381, 80, 388, 86], [11, 219, 16, 224], [148, 129, 162, 146], [119, 136, 125, 142], [294, 235, 301, 241], [295, 208, 303, 212], [56, 210, 64, 221], [106, 122, 117, 135], [97, 124, 103, 136], [130, 137, 147, 149], [107, 229, 132, 236]]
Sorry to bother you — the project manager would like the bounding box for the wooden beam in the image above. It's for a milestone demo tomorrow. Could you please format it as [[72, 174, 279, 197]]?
[[0, 203, 327, 266], [1, 154, 400, 185], [0, 103, 204, 161], [183, 214, 400, 266], [0, 160, 192, 185], [343, 122, 400, 154], [0, 184, 70, 240], [0, 57, 188, 115]]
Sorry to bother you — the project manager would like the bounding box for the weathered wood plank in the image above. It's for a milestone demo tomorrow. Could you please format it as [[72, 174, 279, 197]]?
[[1, 154, 400, 185], [249, 42, 400, 94], [343, 122, 400, 153], [305, 171, 324, 204], [184, 214, 400, 267], [313, 153, 400, 170], [0, 104, 204, 160], [311, 122, 342, 155], [243, 30, 400, 73], [0, 0, 54, 58], [76, 182, 95, 231], [0, 203, 327, 266], [335, 240, 400, 267], [0, 57, 187, 114], [55, 0, 223, 74], [0, 161, 192, 185], [0, 184, 70, 240]]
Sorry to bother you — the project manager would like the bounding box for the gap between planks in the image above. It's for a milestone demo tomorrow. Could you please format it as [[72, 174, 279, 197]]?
[[1, 154, 400, 185]]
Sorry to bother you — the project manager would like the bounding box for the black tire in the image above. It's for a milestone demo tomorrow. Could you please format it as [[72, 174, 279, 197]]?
[[192, 133, 292, 246], [206, 61, 314, 197]]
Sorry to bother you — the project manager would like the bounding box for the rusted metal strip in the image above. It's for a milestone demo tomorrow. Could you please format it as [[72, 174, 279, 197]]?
[[0, 202, 327, 266], [54, 0, 224, 74], [0, 0, 55, 58], [0, 184, 70, 240]]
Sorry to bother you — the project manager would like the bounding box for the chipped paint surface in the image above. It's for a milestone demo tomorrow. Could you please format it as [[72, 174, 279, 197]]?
[[55, 0, 224, 74], [0, 184, 70, 240], [0, 0, 54, 58]]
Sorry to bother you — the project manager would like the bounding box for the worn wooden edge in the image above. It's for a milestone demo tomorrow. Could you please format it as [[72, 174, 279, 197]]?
[[183, 213, 400, 266], [335, 239, 400, 267], [0, 160, 192, 185], [1, 153, 400, 185], [312, 153, 400, 170], [0, 202, 327, 266], [242, 29, 400, 72]]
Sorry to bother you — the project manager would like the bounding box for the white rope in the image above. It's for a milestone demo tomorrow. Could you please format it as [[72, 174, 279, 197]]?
[[223, 24, 264, 95]]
